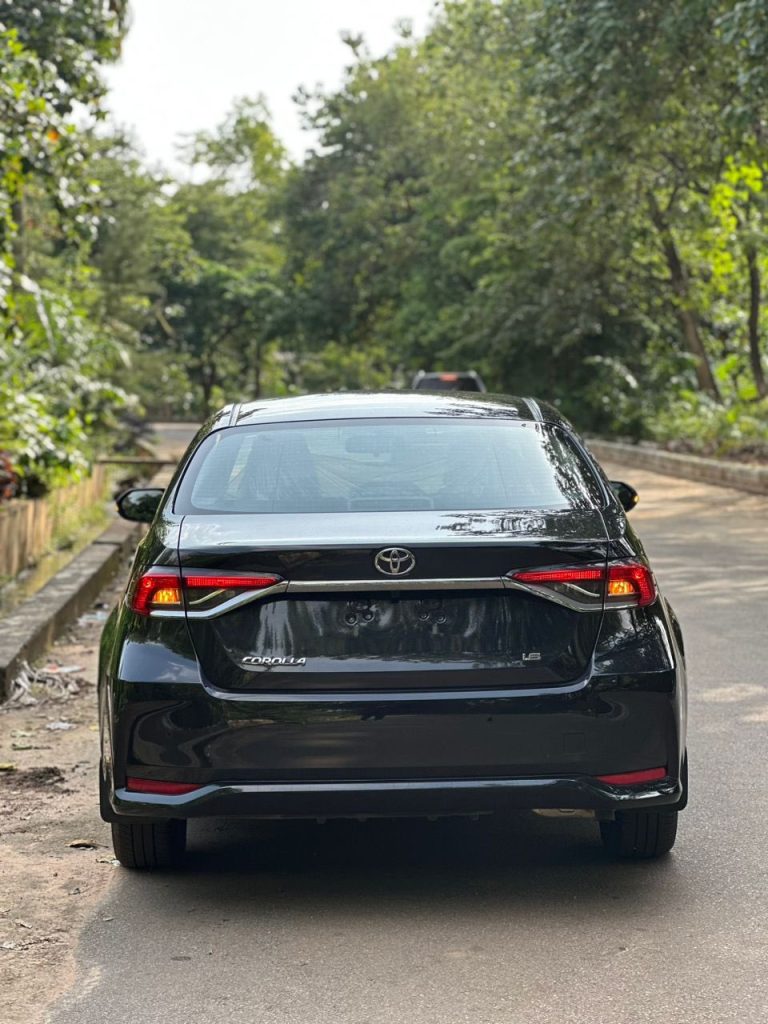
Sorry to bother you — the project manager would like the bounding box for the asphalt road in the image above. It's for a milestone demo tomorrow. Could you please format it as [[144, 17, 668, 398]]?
[[50, 459, 768, 1024]]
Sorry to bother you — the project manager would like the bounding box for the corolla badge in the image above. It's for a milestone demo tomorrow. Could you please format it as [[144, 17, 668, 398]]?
[[242, 656, 306, 667], [374, 547, 416, 576]]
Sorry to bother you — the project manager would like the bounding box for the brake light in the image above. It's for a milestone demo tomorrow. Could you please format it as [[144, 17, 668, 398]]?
[[126, 777, 201, 795], [509, 561, 656, 609], [439, 373, 459, 381], [130, 569, 282, 615], [596, 767, 666, 785], [184, 574, 279, 590], [513, 568, 603, 585]]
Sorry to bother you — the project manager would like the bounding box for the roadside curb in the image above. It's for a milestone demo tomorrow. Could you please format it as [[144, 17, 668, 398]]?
[[0, 518, 140, 702], [587, 439, 768, 497]]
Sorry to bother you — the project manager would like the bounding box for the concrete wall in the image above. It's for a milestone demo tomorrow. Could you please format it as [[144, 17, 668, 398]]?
[[587, 439, 768, 496]]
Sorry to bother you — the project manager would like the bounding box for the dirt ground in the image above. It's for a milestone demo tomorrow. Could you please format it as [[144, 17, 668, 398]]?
[[0, 576, 124, 1024]]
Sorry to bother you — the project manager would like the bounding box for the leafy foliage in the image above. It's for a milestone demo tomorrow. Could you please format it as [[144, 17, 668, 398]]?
[[0, 4, 129, 494], [3, 0, 768, 499], [272, 0, 768, 451]]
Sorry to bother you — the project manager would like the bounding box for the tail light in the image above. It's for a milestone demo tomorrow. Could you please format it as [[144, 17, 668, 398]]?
[[130, 568, 283, 616], [131, 570, 183, 615], [509, 561, 656, 611], [606, 562, 656, 606]]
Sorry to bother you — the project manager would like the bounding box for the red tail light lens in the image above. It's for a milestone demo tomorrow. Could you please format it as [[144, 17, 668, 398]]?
[[509, 561, 656, 609], [183, 574, 280, 590], [513, 568, 604, 585], [130, 569, 282, 615]]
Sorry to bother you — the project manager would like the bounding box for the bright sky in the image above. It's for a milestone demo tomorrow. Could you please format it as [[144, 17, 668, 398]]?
[[104, 0, 438, 173]]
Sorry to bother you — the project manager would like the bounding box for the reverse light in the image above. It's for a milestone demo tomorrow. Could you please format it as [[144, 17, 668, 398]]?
[[130, 569, 282, 616], [509, 561, 656, 610], [596, 767, 667, 786], [126, 777, 201, 795]]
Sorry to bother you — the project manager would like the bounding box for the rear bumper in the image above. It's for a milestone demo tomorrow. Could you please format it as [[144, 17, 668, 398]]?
[[106, 773, 684, 823], [101, 665, 686, 823]]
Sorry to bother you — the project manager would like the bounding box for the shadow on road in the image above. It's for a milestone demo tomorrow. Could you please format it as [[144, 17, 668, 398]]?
[[138, 812, 683, 916]]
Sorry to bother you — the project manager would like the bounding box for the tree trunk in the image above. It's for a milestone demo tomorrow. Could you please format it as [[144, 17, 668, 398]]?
[[11, 195, 26, 276], [200, 355, 217, 413], [648, 196, 721, 401], [746, 245, 767, 399], [250, 337, 262, 399]]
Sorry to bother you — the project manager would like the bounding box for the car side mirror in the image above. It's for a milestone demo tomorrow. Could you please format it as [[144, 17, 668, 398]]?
[[610, 480, 639, 513], [116, 487, 164, 523]]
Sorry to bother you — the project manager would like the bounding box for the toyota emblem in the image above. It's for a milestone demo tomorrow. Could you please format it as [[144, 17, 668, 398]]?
[[374, 547, 416, 577]]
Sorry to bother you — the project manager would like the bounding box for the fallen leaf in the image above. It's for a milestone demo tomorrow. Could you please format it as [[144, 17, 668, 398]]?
[[68, 839, 97, 850], [15, 920, 31, 929], [46, 721, 75, 731], [1, 941, 17, 950], [0, 763, 16, 772]]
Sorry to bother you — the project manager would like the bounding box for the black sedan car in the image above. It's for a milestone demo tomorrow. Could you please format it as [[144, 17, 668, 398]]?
[[411, 370, 487, 392], [100, 393, 687, 869]]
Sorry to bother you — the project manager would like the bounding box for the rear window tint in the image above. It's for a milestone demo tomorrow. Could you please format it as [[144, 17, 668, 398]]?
[[174, 418, 601, 515]]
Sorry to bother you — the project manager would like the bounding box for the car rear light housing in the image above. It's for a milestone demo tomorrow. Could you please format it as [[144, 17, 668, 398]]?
[[129, 568, 283, 617], [508, 561, 656, 611]]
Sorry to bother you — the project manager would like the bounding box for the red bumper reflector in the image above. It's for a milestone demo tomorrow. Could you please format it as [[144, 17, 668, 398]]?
[[126, 778, 201, 796], [596, 767, 667, 785]]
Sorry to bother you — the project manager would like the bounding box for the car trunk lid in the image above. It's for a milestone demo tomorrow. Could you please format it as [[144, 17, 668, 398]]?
[[177, 509, 608, 692]]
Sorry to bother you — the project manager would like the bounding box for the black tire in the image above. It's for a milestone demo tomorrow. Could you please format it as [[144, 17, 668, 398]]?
[[111, 820, 187, 870], [600, 809, 678, 859]]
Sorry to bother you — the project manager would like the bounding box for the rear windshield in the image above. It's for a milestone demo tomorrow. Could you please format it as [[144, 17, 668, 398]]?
[[174, 418, 602, 515]]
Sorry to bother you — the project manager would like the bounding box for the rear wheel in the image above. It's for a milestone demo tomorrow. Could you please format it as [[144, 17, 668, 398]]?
[[600, 809, 678, 859], [111, 820, 187, 870]]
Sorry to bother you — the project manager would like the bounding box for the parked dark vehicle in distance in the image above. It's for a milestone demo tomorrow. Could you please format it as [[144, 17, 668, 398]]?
[[411, 370, 486, 392], [101, 392, 687, 869]]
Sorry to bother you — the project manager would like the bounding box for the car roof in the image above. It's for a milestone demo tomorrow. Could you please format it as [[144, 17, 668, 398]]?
[[201, 392, 570, 433]]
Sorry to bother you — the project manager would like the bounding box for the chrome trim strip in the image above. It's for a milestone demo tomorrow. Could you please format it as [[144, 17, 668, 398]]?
[[151, 581, 289, 619], [502, 577, 602, 612], [286, 577, 505, 593]]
